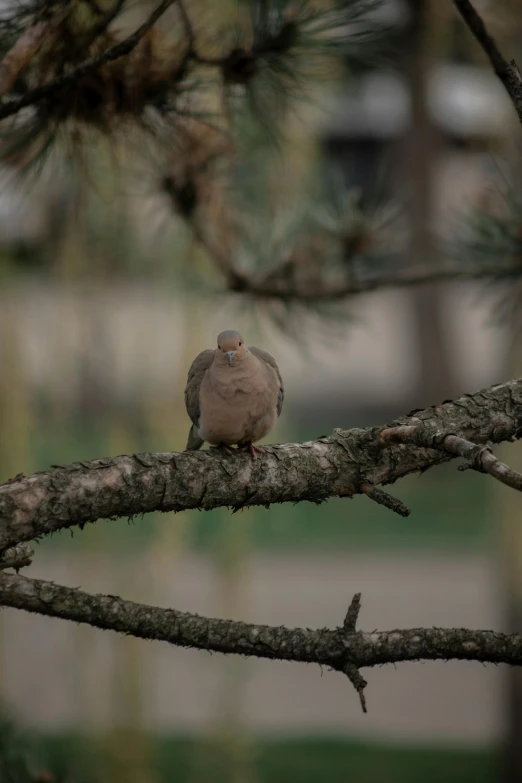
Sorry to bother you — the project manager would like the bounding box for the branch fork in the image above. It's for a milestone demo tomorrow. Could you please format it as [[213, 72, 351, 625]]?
[[378, 425, 522, 494], [0, 378, 520, 711], [338, 593, 368, 713]]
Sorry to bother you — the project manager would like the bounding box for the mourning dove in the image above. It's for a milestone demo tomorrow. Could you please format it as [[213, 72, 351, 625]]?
[[184, 329, 284, 459]]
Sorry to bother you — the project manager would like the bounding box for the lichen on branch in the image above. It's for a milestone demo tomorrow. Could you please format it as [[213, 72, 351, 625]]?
[[0, 570, 520, 713], [0, 376, 521, 552]]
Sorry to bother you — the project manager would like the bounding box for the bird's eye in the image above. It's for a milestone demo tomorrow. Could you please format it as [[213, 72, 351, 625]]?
[[218, 345, 221, 350], [238, 341, 242, 346]]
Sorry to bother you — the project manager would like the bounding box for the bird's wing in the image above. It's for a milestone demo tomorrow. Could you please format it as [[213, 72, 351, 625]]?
[[249, 346, 284, 416], [184, 349, 215, 427]]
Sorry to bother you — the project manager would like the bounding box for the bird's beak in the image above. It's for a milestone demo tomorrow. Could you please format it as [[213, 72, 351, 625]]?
[[225, 351, 235, 365]]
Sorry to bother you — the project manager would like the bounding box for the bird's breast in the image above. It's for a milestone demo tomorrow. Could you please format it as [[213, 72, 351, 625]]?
[[198, 361, 278, 445]]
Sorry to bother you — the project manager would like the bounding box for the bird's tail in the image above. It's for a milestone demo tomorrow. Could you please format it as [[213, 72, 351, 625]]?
[[186, 424, 204, 451]]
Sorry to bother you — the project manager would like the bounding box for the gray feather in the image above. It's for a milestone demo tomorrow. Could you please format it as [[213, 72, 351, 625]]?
[[249, 346, 284, 416], [186, 423, 204, 451]]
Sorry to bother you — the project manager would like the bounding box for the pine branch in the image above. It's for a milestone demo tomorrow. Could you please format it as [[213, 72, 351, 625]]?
[[0, 0, 178, 121], [453, 0, 522, 125], [0, 571, 521, 713], [0, 17, 53, 99], [1, 376, 522, 551], [179, 173, 522, 303], [227, 259, 522, 301]]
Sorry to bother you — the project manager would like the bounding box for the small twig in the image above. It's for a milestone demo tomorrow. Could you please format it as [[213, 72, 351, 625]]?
[[444, 434, 522, 492], [2, 571, 522, 718], [0, 543, 34, 571], [343, 662, 368, 713], [343, 592, 362, 631], [378, 425, 417, 445], [453, 0, 522, 125], [340, 592, 367, 712], [0, 0, 178, 121], [378, 425, 522, 494], [360, 482, 411, 517]]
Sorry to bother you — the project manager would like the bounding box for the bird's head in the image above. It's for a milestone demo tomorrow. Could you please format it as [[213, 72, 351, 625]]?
[[216, 330, 248, 366]]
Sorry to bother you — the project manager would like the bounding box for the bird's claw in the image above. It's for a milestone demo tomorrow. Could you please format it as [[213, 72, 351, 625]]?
[[213, 443, 235, 456], [238, 442, 265, 460]]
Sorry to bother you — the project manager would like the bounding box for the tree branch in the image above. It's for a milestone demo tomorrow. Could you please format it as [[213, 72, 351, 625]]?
[[0, 19, 52, 99], [191, 218, 522, 301], [453, 0, 522, 125], [0, 571, 521, 713], [0, 377, 522, 552], [0, 0, 178, 122], [379, 425, 522, 493], [359, 482, 411, 517], [231, 260, 522, 301]]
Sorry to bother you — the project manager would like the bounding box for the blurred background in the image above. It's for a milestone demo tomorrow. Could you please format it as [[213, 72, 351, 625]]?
[[1, 0, 522, 781]]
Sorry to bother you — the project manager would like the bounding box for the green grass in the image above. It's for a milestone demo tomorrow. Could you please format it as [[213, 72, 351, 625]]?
[[34, 734, 499, 783]]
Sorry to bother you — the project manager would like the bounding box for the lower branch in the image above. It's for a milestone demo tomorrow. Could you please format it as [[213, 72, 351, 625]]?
[[0, 571, 520, 713]]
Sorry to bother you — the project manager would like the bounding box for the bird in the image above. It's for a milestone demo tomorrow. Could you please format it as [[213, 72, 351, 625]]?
[[184, 329, 283, 459]]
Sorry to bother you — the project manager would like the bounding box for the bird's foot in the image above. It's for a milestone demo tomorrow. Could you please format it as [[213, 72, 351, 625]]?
[[237, 442, 265, 460], [214, 442, 235, 456]]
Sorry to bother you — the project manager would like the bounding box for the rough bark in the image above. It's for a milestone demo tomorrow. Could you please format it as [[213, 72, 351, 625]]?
[[1, 570, 521, 672], [0, 376, 521, 552]]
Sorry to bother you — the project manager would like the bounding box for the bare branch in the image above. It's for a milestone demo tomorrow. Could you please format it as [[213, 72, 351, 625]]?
[[446, 434, 522, 491], [343, 662, 368, 713], [228, 262, 507, 301], [0, 571, 521, 712], [0, 0, 178, 122], [453, 0, 522, 125], [198, 240, 521, 301], [359, 482, 411, 517], [343, 593, 362, 632], [379, 426, 522, 493], [0, 377, 521, 552]]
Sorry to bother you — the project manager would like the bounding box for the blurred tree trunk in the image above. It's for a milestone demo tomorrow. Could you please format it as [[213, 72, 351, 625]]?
[[400, 0, 460, 407], [103, 417, 157, 783], [0, 298, 32, 700], [495, 313, 522, 782], [498, 7, 522, 779], [189, 512, 257, 783]]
